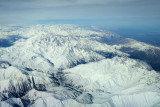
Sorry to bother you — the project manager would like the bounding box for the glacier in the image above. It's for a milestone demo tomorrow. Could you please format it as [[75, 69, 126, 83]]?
[[0, 24, 160, 107]]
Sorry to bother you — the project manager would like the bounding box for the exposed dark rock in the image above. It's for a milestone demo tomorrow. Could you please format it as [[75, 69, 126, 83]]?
[[120, 47, 160, 71]]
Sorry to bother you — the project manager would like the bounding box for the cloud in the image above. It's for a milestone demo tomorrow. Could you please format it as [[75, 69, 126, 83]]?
[[0, 0, 141, 9], [0, 0, 160, 24]]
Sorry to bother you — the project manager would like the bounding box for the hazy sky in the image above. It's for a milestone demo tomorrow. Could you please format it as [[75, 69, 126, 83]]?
[[0, 0, 160, 24]]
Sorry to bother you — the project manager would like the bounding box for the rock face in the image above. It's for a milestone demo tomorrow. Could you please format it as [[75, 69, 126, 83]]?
[[0, 24, 160, 107]]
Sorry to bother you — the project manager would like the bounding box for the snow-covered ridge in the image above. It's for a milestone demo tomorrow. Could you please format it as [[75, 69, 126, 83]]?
[[0, 24, 160, 107]]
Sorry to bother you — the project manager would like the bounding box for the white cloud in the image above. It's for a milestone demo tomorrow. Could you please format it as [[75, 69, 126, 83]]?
[[0, 0, 138, 8], [0, 0, 159, 24]]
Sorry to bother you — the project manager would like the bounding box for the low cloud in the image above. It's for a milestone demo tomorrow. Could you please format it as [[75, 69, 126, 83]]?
[[0, 0, 160, 24], [0, 0, 140, 8]]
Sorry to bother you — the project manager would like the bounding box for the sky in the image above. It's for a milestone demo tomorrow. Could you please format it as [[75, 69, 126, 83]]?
[[0, 0, 160, 24]]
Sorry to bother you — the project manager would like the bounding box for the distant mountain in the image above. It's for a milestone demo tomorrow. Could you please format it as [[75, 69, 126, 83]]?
[[0, 24, 160, 107]]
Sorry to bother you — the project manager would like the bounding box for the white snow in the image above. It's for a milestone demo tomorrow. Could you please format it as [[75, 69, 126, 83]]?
[[0, 24, 160, 107]]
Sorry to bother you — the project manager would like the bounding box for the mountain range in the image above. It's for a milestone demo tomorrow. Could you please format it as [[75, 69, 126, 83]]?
[[0, 24, 160, 107]]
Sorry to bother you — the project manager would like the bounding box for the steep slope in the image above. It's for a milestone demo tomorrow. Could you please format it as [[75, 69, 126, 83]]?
[[0, 24, 160, 107]]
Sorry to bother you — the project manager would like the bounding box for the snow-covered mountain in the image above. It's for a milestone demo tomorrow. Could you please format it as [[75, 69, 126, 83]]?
[[0, 24, 160, 107]]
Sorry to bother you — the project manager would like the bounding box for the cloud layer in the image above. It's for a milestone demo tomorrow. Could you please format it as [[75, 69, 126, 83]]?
[[0, 0, 160, 24], [0, 0, 137, 8]]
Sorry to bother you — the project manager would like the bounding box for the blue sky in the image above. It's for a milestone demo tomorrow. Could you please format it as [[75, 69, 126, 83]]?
[[0, 0, 160, 24]]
